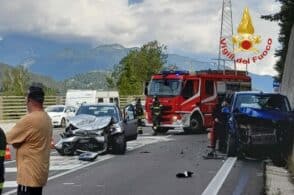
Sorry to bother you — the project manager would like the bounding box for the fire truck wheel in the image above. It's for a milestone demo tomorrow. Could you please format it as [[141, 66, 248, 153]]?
[[184, 115, 203, 134]]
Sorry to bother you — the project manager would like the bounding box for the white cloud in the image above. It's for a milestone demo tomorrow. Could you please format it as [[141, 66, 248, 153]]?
[[0, 0, 280, 75]]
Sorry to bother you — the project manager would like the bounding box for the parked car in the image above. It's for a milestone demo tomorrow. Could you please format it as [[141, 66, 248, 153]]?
[[55, 103, 138, 155], [223, 91, 294, 165], [45, 105, 76, 127]]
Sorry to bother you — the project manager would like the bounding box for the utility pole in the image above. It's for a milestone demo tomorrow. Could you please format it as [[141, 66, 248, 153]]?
[[218, 0, 236, 73]]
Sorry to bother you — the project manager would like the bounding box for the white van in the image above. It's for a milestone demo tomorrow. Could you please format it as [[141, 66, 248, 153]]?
[[65, 90, 120, 107]]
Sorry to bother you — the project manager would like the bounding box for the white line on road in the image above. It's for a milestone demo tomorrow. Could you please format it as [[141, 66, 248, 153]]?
[[4, 160, 16, 165], [201, 157, 237, 195], [3, 135, 173, 195]]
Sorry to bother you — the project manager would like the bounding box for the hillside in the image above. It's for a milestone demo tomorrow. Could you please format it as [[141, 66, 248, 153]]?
[[61, 71, 109, 93], [0, 34, 274, 92], [0, 63, 61, 92], [0, 34, 134, 80]]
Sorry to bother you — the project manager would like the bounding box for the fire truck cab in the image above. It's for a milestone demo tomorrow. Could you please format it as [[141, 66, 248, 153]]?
[[145, 69, 251, 134]]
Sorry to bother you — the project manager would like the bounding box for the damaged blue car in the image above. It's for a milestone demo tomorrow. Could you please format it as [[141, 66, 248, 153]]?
[[224, 91, 294, 164]]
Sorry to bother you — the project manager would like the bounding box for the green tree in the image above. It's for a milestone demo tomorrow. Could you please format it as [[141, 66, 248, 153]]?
[[262, 0, 294, 81], [2, 65, 57, 96], [108, 41, 167, 95], [2, 65, 30, 95]]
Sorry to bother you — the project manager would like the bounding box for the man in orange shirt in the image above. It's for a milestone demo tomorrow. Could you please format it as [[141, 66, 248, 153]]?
[[6, 85, 52, 195]]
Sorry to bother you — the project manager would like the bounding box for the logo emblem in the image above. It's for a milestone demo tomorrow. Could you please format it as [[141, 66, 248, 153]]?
[[220, 7, 272, 65], [232, 8, 261, 53]]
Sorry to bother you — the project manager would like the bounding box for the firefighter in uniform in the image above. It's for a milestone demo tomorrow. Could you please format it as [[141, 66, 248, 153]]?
[[135, 98, 144, 134], [151, 96, 162, 135], [207, 98, 229, 157], [0, 127, 6, 194]]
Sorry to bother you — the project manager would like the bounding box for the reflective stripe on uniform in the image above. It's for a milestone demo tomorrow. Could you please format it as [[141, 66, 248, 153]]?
[[0, 182, 3, 189], [0, 150, 5, 157]]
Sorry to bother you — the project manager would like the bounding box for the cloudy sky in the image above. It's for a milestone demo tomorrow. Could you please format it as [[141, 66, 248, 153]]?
[[0, 0, 281, 76]]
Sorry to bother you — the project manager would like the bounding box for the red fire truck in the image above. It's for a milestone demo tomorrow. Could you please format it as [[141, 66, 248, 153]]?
[[145, 69, 251, 134]]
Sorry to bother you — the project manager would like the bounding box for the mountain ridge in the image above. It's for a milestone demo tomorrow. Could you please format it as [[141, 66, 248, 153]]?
[[0, 34, 274, 92]]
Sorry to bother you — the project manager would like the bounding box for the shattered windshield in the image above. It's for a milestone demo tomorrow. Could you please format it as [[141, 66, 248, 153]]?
[[76, 105, 118, 122], [148, 79, 182, 96], [235, 94, 291, 112]]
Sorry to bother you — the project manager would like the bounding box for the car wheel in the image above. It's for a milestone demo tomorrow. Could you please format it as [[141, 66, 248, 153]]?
[[111, 134, 126, 155], [60, 118, 66, 128], [227, 135, 237, 157], [56, 144, 75, 156]]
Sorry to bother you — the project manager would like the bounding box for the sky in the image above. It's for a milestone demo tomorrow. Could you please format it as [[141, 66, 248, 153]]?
[[0, 0, 281, 76]]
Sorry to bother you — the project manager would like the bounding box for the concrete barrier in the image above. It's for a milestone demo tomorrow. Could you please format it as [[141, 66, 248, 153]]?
[[280, 25, 294, 164]]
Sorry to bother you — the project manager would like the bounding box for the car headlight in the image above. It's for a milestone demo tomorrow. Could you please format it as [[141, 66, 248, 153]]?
[[172, 115, 178, 122], [111, 123, 122, 132]]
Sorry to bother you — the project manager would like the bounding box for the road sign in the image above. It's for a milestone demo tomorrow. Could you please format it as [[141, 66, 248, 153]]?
[[273, 81, 280, 88]]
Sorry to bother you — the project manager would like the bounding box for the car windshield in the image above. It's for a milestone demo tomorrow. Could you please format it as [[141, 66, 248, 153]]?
[[45, 106, 65, 112], [234, 94, 291, 112], [76, 105, 118, 122], [148, 79, 182, 96]]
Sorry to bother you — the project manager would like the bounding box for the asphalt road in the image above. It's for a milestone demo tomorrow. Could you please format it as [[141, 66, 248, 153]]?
[[3, 127, 264, 195]]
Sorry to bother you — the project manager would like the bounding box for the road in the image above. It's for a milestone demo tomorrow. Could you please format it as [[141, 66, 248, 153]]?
[[3, 127, 264, 195]]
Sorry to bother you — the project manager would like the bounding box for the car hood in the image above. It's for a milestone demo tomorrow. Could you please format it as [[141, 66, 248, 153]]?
[[239, 107, 294, 121], [68, 114, 112, 130]]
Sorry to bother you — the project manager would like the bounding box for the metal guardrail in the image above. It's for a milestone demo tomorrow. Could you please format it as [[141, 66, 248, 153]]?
[[0, 96, 65, 121], [0, 95, 145, 122]]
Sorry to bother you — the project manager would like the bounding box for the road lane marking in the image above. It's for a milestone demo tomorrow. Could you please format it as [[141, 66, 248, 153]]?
[[3, 135, 173, 195], [3, 181, 17, 188], [4, 160, 16, 165], [201, 157, 237, 195]]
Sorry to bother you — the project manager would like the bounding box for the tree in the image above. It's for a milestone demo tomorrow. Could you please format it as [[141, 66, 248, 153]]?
[[261, 0, 294, 81], [2, 65, 30, 95], [107, 41, 167, 95], [1, 65, 57, 96]]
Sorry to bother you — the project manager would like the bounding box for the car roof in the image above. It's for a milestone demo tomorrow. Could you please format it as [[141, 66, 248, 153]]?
[[47, 105, 65, 107], [235, 91, 284, 96], [80, 103, 118, 107]]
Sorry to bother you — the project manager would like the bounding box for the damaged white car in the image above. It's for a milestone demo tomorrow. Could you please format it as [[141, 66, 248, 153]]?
[[55, 103, 138, 155]]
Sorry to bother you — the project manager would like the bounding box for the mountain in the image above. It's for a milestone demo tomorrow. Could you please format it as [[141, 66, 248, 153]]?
[[0, 34, 134, 80], [62, 71, 110, 92], [0, 34, 274, 92]]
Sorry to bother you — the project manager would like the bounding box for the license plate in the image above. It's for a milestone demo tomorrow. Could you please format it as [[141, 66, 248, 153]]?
[[251, 134, 276, 144]]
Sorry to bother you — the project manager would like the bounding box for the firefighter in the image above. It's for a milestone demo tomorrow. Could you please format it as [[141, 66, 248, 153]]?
[[135, 98, 144, 134], [151, 96, 162, 135], [207, 98, 229, 157], [0, 127, 6, 194]]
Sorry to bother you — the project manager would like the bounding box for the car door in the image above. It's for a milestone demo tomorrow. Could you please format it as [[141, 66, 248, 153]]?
[[122, 104, 138, 141]]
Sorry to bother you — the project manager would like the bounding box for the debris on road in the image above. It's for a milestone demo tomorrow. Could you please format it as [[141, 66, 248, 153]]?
[[176, 171, 193, 178], [140, 151, 150, 153], [79, 151, 98, 161]]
